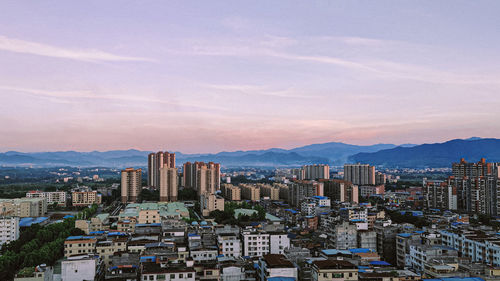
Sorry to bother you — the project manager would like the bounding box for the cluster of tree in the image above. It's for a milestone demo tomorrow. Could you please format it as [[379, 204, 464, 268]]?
[[229, 175, 274, 185], [386, 210, 430, 228], [209, 201, 266, 225], [75, 203, 99, 220], [471, 214, 500, 228], [178, 188, 198, 201], [139, 189, 159, 202], [0, 217, 84, 280]]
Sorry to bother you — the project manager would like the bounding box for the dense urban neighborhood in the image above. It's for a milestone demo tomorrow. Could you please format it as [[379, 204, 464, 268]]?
[[0, 151, 499, 281]]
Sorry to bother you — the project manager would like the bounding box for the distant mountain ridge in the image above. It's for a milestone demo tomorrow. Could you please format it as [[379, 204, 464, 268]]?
[[349, 138, 500, 168], [0, 141, 413, 168], [1, 138, 497, 168]]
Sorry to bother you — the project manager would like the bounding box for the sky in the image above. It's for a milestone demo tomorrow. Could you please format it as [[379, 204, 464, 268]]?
[[1, 1, 500, 153]]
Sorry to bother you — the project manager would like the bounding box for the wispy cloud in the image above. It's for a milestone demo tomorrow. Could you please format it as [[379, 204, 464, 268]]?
[[0, 35, 154, 63], [0, 85, 224, 111], [205, 84, 317, 98]]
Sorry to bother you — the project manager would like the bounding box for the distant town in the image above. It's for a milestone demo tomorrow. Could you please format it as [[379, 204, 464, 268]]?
[[0, 151, 498, 281]]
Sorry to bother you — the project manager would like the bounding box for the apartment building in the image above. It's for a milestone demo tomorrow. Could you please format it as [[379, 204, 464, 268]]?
[[61, 255, 104, 281], [72, 191, 102, 206], [220, 184, 241, 201], [301, 196, 331, 216], [269, 232, 290, 255], [217, 233, 242, 258], [96, 238, 128, 266], [0, 197, 47, 217], [183, 161, 220, 194], [148, 151, 176, 188], [440, 229, 500, 266], [200, 193, 224, 217], [344, 164, 376, 185], [26, 190, 67, 206], [159, 167, 178, 202], [303, 164, 330, 180], [331, 222, 358, 250], [0, 217, 20, 247], [240, 184, 260, 201], [289, 180, 323, 207], [242, 231, 270, 257], [121, 168, 142, 203], [258, 184, 280, 200], [321, 179, 359, 204], [359, 185, 385, 198], [424, 180, 457, 211]]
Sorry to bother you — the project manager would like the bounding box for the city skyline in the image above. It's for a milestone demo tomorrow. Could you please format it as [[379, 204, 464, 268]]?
[[1, 1, 500, 153]]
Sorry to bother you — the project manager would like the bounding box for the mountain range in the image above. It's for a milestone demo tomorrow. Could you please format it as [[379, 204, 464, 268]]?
[[0, 138, 498, 168]]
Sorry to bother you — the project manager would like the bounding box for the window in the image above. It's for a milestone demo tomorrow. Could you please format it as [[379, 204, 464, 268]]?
[[179, 273, 183, 278], [149, 276, 154, 280], [157, 274, 165, 280], [188, 273, 193, 278], [170, 274, 175, 279]]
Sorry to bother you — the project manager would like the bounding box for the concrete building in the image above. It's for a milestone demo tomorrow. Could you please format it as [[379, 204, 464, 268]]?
[[331, 222, 357, 250], [72, 191, 102, 206], [200, 193, 224, 217], [217, 233, 242, 258], [304, 164, 330, 180], [120, 167, 142, 203], [159, 167, 178, 202], [269, 232, 290, 255], [375, 224, 399, 266], [259, 184, 280, 200], [64, 236, 97, 257], [344, 164, 376, 185], [440, 229, 500, 266], [141, 263, 195, 281], [258, 254, 298, 281], [301, 196, 331, 216], [241, 184, 260, 202], [61, 255, 104, 281], [321, 179, 359, 203], [359, 185, 385, 198], [0, 198, 47, 217], [221, 184, 241, 201], [408, 244, 458, 274], [148, 151, 176, 188], [311, 260, 358, 281], [0, 217, 20, 247], [375, 172, 387, 185], [289, 180, 323, 207], [357, 230, 377, 252], [242, 231, 270, 257], [183, 161, 220, 194], [453, 158, 493, 178], [424, 180, 457, 211], [25, 190, 67, 206]]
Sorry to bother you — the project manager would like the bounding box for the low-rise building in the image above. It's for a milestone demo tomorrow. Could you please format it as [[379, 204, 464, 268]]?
[[200, 193, 225, 217], [61, 254, 104, 281], [258, 254, 298, 281], [311, 260, 358, 281], [26, 190, 67, 206], [0, 217, 20, 247], [0, 198, 47, 217], [72, 191, 102, 206]]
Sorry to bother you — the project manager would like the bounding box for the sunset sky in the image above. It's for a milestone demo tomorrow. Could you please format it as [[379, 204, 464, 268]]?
[[1, 1, 500, 153]]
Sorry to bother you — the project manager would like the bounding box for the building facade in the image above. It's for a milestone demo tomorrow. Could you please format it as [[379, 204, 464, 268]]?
[[121, 168, 142, 203]]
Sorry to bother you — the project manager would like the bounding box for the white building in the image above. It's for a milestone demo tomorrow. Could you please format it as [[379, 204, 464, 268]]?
[[301, 196, 331, 216], [269, 233, 290, 255], [220, 265, 245, 281], [26, 190, 67, 206], [190, 248, 218, 262], [0, 217, 20, 247], [258, 254, 298, 281], [217, 233, 242, 258], [61, 255, 103, 281], [242, 231, 270, 257]]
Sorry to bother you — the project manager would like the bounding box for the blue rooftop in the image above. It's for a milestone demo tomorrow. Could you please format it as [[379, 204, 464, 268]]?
[[66, 235, 95, 240], [321, 249, 351, 256], [398, 233, 412, 238], [313, 196, 328, 200], [370, 261, 391, 266], [284, 209, 298, 214], [19, 217, 49, 227], [349, 248, 372, 254]]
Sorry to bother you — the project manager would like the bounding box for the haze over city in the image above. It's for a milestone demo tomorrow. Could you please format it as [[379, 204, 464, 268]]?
[[1, 1, 500, 153]]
